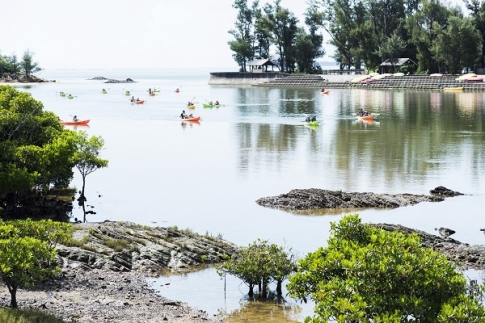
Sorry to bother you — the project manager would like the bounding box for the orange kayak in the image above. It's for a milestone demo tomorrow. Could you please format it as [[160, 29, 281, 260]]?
[[181, 116, 200, 122], [134, 100, 145, 104], [149, 92, 155, 96], [60, 119, 90, 126], [357, 114, 374, 121]]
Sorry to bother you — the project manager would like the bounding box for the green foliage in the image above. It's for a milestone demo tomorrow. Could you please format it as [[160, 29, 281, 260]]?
[[19, 50, 42, 76], [0, 307, 64, 323], [0, 219, 71, 308], [217, 239, 296, 298], [287, 214, 485, 322], [377, 33, 407, 72], [0, 85, 80, 217], [430, 16, 482, 74]]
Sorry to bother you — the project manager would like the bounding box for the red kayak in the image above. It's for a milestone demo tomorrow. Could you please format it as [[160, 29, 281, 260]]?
[[132, 100, 145, 104], [356, 114, 374, 121], [60, 119, 90, 126], [181, 116, 200, 122]]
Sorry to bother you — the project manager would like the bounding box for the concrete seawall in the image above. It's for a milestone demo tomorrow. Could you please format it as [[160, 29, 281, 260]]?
[[208, 72, 289, 85], [208, 72, 485, 90]]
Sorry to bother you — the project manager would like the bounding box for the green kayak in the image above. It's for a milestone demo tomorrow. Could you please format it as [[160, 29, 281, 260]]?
[[306, 121, 319, 127]]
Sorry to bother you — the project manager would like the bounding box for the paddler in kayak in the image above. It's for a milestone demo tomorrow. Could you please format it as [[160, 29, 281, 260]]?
[[73, 115, 79, 122], [180, 110, 188, 119]]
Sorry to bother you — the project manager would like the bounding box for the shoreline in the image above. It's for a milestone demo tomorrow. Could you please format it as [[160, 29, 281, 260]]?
[[0, 217, 483, 322]]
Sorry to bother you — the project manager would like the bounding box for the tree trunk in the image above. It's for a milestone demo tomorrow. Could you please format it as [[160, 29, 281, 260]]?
[[7, 283, 17, 308], [276, 279, 282, 296], [261, 279, 268, 298], [248, 284, 254, 297]]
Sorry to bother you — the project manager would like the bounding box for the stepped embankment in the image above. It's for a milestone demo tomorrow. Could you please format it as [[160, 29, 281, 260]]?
[[209, 72, 485, 90]]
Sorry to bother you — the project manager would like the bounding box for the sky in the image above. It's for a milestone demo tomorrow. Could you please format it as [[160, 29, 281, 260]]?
[[1, 0, 316, 70], [1, 0, 468, 71]]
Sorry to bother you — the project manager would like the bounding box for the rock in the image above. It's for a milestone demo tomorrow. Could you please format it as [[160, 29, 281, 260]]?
[[372, 223, 485, 270], [104, 78, 136, 83], [0, 73, 51, 83], [429, 186, 464, 196], [88, 76, 109, 80], [56, 221, 238, 273], [256, 188, 448, 211]]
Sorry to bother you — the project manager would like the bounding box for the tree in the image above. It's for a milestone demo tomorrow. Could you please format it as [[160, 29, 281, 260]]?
[[72, 131, 108, 222], [19, 50, 42, 76], [465, 0, 485, 68], [217, 239, 296, 298], [228, 0, 259, 71], [0, 219, 71, 308], [431, 16, 482, 74], [0, 85, 78, 217], [405, 0, 451, 73], [287, 214, 485, 322], [259, 0, 299, 72], [377, 33, 407, 72]]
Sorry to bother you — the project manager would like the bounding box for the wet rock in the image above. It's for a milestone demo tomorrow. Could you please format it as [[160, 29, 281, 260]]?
[[0, 73, 51, 83], [256, 187, 451, 211], [56, 221, 238, 272], [88, 76, 109, 80], [371, 223, 485, 270], [104, 78, 136, 83], [429, 186, 464, 196]]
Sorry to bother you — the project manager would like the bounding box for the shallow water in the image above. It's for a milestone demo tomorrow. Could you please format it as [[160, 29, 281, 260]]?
[[15, 68, 485, 320]]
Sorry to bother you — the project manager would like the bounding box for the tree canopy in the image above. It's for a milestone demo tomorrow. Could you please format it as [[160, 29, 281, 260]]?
[[0, 85, 107, 220], [217, 239, 296, 298], [228, 0, 485, 74], [0, 218, 71, 308], [287, 214, 485, 322]]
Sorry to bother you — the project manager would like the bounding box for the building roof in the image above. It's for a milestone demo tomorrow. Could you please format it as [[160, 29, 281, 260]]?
[[380, 58, 417, 66], [247, 59, 275, 66]]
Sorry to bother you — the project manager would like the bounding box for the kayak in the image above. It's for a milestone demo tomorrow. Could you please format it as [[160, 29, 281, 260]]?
[[203, 103, 214, 108], [321, 90, 329, 95], [181, 116, 200, 122], [102, 91, 107, 94], [305, 121, 319, 127], [188, 104, 195, 109], [149, 92, 155, 96], [125, 92, 131, 96], [153, 89, 160, 93], [443, 87, 463, 91], [175, 89, 180, 93], [356, 114, 374, 121], [134, 100, 145, 104], [60, 92, 66, 97], [68, 95, 74, 99], [60, 119, 90, 126]]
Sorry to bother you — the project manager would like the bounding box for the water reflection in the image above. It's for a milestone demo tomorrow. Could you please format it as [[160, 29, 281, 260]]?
[[222, 299, 303, 323]]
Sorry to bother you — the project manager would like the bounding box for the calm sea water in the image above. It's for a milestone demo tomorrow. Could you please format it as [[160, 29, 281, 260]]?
[[15, 68, 485, 322]]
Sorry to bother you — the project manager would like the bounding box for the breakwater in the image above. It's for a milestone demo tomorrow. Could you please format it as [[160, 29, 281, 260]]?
[[209, 72, 485, 90], [254, 74, 485, 90], [208, 72, 289, 85]]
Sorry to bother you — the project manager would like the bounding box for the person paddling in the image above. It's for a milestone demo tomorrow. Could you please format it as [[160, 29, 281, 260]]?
[[180, 110, 188, 119]]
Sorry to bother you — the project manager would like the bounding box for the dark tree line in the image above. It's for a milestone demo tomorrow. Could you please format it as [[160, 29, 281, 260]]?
[[229, 0, 485, 74], [0, 49, 42, 77]]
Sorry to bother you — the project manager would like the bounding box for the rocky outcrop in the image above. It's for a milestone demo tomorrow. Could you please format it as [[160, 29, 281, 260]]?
[[0, 73, 52, 83], [104, 78, 135, 83], [88, 76, 109, 80], [256, 187, 463, 211], [56, 221, 238, 273], [371, 223, 485, 270]]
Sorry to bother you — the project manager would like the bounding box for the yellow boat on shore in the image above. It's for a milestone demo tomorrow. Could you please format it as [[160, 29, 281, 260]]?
[[443, 87, 464, 91]]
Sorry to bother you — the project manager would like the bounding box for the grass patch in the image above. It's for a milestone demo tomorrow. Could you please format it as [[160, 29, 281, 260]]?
[[0, 307, 64, 323], [103, 238, 129, 252]]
